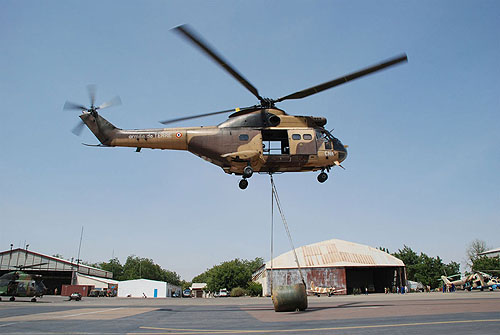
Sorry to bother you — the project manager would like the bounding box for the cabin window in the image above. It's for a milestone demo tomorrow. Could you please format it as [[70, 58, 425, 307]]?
[[303, 134, 313, 140], [239, 134, 249, 141], [292, 134, 301, 140]]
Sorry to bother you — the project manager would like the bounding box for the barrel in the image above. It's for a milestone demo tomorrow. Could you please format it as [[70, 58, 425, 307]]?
[[272, 283, 308, 312]]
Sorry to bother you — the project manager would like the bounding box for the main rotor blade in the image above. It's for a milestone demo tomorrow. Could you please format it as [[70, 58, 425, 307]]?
[[98, 96, 122, 110], [275, 54, 408, 103], [159, 106, 257, 125], [63, 101, 87, 111], [87, 84, 96, 107], [173, 24, 264, 102], [71, 120, 86, 136]]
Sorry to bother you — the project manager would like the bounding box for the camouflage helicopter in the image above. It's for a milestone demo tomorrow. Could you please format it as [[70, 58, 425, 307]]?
[[66, 25, 407, 189], [0, 264, 47, 302]]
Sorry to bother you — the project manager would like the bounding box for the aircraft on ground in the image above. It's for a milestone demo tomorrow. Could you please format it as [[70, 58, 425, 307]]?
[[0, 264, 47, 302], [307, 281, 345, 296], [441, 272, 500, 291]]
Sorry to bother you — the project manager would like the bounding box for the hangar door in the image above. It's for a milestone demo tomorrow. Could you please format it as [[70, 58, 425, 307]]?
[[345, 267, 399, 294]]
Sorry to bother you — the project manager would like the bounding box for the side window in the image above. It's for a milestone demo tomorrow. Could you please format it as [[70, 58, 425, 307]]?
[[239, 134, 249, 141], [303, 134, 313, 140], [292, 134, 301, 140]]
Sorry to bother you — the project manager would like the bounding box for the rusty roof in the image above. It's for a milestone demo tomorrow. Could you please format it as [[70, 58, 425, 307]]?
[[266, 238, 404, 269]]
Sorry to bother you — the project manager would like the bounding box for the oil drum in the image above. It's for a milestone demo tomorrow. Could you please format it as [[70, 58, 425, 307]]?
[[272, 282, 308, 312]]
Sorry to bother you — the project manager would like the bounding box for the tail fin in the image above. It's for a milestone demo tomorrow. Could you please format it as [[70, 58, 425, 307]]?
[[80, 112, 119, 145], [441, 276, 451, 285]]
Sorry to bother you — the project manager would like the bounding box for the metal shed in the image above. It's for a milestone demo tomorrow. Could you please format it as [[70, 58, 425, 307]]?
[[117, 278, 181, 298], [253, 238, 406, 296], [0, 248, 112, 295]]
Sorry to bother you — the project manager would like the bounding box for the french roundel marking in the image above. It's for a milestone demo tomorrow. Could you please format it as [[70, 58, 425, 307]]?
[[176, 132, 182, 138]]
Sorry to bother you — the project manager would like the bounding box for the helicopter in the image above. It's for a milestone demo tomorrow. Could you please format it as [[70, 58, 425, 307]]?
[[65, 25, 407, 189], [0, 264, 47, 302]]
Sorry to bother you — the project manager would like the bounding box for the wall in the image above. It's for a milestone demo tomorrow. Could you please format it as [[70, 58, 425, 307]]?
[[259, 267, 347, 296], [117, 279, 167, 298]]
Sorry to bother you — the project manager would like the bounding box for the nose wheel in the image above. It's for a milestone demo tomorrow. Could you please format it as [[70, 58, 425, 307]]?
[[317, 172, 328, 183]]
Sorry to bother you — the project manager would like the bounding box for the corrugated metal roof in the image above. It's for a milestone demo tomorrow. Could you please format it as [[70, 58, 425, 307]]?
[[0, 248, 113, 278], [266, 238, 404, 269]]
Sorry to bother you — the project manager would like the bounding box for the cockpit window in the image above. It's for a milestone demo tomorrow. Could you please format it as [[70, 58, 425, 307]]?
[[316, 130, 333, 149]]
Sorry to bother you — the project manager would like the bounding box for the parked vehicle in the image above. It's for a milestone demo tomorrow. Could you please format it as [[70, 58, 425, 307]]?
[[182, 289, 191, 298], [69, 292, 82, 301]]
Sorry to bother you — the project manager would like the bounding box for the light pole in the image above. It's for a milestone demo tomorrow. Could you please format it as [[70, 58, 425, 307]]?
[[8, 244, 13, 270]]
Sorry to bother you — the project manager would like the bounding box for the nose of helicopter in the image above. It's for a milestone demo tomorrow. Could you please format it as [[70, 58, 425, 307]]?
[[333, 138, 348, 162], [37, 281, 47, 295], [337, 147, 348, 162]]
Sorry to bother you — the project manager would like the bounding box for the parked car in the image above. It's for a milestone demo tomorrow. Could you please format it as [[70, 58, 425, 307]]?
[[182, 289, 191, 298], [89, 288, 109, 297], [69, 292, 82, 301], [219, 289, 229, 297]]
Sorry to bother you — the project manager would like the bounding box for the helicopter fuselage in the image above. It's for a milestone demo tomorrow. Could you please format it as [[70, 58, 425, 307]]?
[[0, 271, 46, 300], [81, 108, 347, 177]]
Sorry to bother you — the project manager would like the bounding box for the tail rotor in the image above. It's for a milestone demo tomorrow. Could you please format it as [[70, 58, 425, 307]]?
[[64, 85, 121, 136]]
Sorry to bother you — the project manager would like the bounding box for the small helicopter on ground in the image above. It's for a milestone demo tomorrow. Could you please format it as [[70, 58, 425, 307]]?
[[0, 264, 47, 302], [441, 271, 500, 291], [66, 25, 407, 189], [307, 281, 346, 297]]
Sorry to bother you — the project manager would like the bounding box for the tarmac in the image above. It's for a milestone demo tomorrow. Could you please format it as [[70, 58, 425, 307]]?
[[1, 291, 499, 334]]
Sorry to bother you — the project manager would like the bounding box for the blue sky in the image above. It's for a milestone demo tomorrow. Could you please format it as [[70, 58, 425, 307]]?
[[1, 1, 499, 280]]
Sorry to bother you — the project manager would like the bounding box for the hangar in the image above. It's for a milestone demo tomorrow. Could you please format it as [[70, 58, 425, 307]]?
[[0, 248, 113, 295], [253, 238, 406, 296]]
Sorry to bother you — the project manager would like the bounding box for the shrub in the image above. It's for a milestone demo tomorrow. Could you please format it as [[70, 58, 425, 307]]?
[[246, 282, 262, 297], [230, 287, 247, 297]]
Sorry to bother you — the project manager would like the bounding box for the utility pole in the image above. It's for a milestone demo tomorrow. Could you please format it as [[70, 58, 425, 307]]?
[[24, 244, 29, 267], [8, 244, 13, 270], [77, 226, 84, 267]]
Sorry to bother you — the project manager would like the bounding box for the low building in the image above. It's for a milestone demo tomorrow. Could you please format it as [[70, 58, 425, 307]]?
[[0, 248, 112, 295], [253, 238, 406, 296], [117, 278, 181, 298], [191, 282, 207, 298]]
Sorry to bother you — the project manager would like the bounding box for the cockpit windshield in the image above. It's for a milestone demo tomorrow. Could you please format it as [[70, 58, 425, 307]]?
[[316, 129, 346, 151]]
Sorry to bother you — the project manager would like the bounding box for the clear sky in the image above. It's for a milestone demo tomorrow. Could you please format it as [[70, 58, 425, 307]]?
[[1, 1, 499, 280]]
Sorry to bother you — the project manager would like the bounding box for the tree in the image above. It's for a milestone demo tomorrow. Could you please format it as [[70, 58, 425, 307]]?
[[247, 282, 263, 297], [467, 239, 488, 269], [98, 257, 124, 280], [392, 246, 460, 288], [472, 256, 500, 273], [191, 257, 263, 293], [443, 261, 460, 277], [110, 255, 181, 285], [180, 280, 192, 290], [392, 245, 419, 281]]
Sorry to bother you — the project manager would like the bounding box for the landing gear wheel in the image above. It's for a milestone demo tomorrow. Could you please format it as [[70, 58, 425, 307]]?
[[243, 166, 253, 178], [239, 179, 248, 190], [317, 172, 328, 183], [10, 296, 15, 301], [31, 298, 37, 302]]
